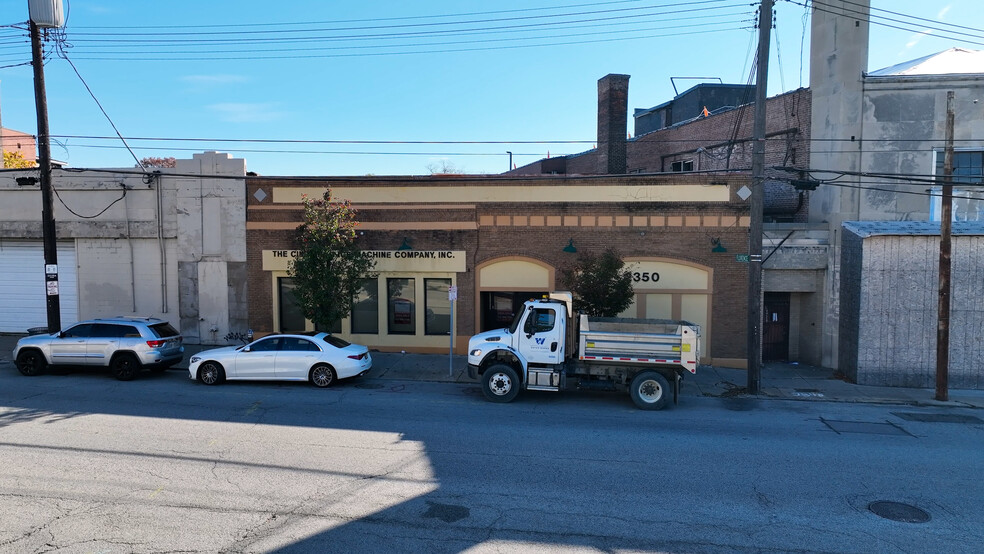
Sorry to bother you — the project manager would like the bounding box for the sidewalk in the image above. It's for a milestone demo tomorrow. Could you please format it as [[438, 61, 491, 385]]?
[[3, 333, 983, 409]]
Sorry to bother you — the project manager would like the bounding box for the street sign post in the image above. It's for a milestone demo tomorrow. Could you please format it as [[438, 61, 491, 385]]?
[[448, 286, 458, 377]]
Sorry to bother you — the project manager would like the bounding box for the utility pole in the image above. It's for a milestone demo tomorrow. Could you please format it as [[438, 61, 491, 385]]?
[[747, 0, 772, 394], [936, 91, 955, 402], [30, 19, 61, 332]]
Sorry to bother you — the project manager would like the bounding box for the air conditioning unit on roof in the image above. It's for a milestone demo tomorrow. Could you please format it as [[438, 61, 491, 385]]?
[[29, 0, 65, 28]]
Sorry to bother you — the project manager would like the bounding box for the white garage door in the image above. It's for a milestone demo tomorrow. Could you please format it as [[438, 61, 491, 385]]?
[[0, 241, 78, 333]]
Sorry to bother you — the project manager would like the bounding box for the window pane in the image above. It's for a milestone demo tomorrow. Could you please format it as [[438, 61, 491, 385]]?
[[90, 324, 118, 338], [62, 324, 93, 338], [425, 279, 452, 335], [278, 277, 307, 333], [323, 335, 352, 348], [387, 278, 416, 335], [251, 337, 281, 352], [352, 278, 379, 334], [283, 337, 321, 352], [149, 322, 179, 338]]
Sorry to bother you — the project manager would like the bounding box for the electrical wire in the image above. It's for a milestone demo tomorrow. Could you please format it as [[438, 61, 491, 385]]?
[[789, 0, 984, 47], [51, 181, 127, 219], [52, 42, 145, 170], [66, 1, 743, 37]]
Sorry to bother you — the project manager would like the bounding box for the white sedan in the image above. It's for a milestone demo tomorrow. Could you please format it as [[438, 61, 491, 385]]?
[[188, 332, 372, 387]]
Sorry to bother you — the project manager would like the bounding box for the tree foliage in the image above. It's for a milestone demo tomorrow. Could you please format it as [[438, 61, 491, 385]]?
[[288, 190, 375, 331], [560, 248, 634, 317], [426, 159, 465, 175], [3, 150, 37, 168], [139, 156, 176, 168]]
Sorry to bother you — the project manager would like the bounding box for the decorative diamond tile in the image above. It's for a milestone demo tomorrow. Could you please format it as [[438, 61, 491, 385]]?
[[253, 188, 267, 202], [737, 185, 752, 201]]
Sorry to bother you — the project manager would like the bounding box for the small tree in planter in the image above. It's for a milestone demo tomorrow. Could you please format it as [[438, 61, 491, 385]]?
[[289, 190, 375, 331], [560, 248, 634, 317]]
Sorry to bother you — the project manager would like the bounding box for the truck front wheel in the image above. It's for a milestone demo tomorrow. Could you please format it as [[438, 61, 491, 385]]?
[[482, 364, 520, 403], [630, 371, 670, 410]]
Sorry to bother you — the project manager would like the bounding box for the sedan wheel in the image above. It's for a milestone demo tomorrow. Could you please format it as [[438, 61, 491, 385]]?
[[198, 362, 224, 386], [310, 364, 336, 388]]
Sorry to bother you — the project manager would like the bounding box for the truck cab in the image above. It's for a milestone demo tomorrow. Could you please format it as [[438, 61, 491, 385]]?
[[467, 292, 700, 410]]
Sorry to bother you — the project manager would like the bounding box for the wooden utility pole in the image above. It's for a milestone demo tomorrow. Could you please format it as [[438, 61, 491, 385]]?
[[936, 91, 954, 401], [29, 19, 61, 333], [747, 0, 772, 394]]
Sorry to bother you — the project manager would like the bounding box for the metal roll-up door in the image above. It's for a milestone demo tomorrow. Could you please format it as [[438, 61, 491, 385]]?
[[0, 241, 78, 332]]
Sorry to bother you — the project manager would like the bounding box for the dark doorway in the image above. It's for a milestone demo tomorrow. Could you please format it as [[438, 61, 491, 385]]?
[[763, 292, 790, 361], [480, 291, 545, 332]]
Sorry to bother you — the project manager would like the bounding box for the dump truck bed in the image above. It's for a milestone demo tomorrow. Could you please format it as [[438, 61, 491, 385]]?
[[577, 315, 700, 373]]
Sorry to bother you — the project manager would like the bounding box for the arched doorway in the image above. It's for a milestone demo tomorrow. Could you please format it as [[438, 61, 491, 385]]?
[[622, 258, 713, 362], [475, 257, 554, 332]]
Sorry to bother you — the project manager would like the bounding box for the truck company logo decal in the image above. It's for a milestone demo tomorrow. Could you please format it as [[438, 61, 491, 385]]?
[[534, 338, 546, 345]]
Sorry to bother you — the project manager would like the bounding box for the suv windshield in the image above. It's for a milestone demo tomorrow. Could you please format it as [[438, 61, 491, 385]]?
[[149, 322, 180, 338]]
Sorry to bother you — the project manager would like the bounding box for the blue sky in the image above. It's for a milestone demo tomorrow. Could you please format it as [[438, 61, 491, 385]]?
[[0, 1, 980, 176]]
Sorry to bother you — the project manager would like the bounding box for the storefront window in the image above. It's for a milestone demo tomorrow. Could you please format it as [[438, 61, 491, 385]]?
[[352, 278, 379, 334], [278, 277, 307, 333], [387, 278, 416, 334], [425, 278, 452, 335]]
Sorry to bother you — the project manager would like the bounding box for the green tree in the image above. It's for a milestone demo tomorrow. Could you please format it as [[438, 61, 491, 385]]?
[[288, 190, 375, 331], [560, 248, 634, 317]]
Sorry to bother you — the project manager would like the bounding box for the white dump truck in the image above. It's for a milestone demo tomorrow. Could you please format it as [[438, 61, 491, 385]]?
[[467, 292, 700, 410]]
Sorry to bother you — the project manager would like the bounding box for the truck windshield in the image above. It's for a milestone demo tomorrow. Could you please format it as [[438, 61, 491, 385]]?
[[508, 307, 526, 334]]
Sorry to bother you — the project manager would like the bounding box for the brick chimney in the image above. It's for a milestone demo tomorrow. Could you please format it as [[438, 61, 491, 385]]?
[[597, 74, 629, 174]]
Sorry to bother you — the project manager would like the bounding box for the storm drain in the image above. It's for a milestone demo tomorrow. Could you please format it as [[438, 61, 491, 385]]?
[[821, 418, 912, 436], [893, 412, 983, 424], [868, 501, 931, 523]]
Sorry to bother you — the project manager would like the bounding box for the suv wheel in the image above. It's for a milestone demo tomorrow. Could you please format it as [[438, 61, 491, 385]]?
[[16, 349, 47, 376], [111, 353, 141, 381]]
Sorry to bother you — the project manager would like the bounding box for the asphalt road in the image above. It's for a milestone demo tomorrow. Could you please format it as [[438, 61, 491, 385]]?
[[0, 365, 982, 553]]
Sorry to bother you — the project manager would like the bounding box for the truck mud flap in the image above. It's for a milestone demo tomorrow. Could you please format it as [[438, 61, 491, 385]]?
[[674, 373, 681, 405]]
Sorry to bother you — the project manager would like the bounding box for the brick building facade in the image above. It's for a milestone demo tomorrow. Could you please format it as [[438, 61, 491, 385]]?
[[246, 173, 752, 367]]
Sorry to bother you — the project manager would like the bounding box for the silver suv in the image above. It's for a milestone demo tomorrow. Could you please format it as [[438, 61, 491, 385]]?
[[14, 317, 184, 381]]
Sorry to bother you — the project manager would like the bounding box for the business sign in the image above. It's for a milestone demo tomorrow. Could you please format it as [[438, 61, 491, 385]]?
[[262, 250, 466, 273]]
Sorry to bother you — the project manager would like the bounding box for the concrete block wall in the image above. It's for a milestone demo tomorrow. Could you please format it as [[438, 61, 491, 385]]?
[[174, 152, 248, 344]]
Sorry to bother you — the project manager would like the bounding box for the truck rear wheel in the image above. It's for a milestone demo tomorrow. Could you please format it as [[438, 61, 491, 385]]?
[[630, 371, 670, 410], [482, 364, 520, 403]]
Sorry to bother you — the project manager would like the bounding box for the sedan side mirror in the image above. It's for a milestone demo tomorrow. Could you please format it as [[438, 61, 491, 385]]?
[[241, 346, 251, 352]]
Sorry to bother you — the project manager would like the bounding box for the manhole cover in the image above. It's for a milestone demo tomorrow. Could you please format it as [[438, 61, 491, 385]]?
[[868, 501, 931, 523], [821, 418, 912, 436], [893, 412, 983, 424], [354, 383, 385, 390]]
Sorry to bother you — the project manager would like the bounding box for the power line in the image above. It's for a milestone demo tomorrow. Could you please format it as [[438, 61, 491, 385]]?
[[61, 20, 752, 57], [789, 0, 984, 47], [66, 1, 742, 37], [43, 133, 984, 145], [64, 28, 750, 61]]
